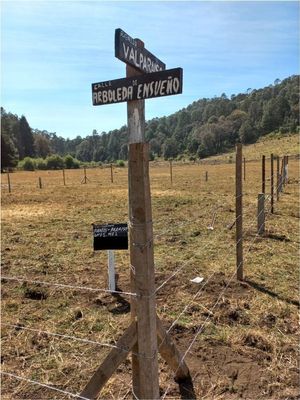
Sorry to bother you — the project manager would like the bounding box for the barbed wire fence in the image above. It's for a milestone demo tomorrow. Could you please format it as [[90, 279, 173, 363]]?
[[1, 154, 296, 399]]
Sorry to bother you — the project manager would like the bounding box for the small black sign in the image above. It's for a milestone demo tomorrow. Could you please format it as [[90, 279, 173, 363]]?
[[115, 28, 166, 73], [92, 67, 183, 106], [93, 223, 128, 250]]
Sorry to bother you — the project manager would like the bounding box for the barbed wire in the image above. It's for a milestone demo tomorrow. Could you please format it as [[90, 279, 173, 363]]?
[[1, 371, 89, 400], [2, 160, 295, 400], [160, 198, 283, 399], [1, 276, 137, 298], [1, 323, 156, 359]]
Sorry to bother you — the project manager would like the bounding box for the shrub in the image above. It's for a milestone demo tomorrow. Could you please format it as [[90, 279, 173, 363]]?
[[19, 157, 35, 171], [46, 155, 65, 170], [35, 158, 47, 170], [64, 154, 80, 169], [116, 160, 125, 167], [149, 152, 155, 161]]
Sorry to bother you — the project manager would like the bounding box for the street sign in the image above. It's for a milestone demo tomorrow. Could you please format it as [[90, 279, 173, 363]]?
[[92, 67, 183, 106], [115, 28, 165, 73], [93, 223, 128, 250]]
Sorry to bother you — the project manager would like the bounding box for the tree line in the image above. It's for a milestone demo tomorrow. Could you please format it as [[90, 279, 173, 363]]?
[[1, 75, 299, 170]]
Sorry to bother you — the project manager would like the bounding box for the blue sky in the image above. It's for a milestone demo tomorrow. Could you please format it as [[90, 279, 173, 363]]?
[[1, 1, 299, 139]]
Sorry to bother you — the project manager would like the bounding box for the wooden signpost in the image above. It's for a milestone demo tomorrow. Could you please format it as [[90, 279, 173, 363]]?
[[82, 29, 190, 399]]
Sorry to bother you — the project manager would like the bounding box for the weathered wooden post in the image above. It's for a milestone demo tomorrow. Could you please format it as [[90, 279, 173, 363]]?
[[257, 193, 265, 235], [279, 158, 284, 192], [169, 160, 173, 184], [7, 171, 11, 193], [126, 39, 160, 399], [262, 155, 266, 194], [236, 143, 243, 281], [276, 156, 280, 201], [38, 177, 42, 189], [110, 163, 113, 183], [84, 167, 87, 184], [243, 157, 246, 181], [270, 153, 274, 214], [63, 169, 66, 186], [284, 155, 289, 183], [282, 156, 285, 186], [82, 28, 189, 400], [205, 171, 208, 182]]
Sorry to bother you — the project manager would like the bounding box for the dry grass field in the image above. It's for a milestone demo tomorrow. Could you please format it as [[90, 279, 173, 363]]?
[[1, 136, 299, 400]]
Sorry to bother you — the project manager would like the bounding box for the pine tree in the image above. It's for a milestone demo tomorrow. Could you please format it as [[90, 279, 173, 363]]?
[[1, 133, 19, 170], [18, 116, 35, 158]]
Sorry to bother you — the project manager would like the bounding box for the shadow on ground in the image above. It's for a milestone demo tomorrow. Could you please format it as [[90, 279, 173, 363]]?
[[245, 279, 300, 308]]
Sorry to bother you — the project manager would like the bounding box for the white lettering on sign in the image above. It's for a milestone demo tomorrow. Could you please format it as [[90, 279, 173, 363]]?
[[136, 76, 180, 100], [120, 29, 136, 46], [122, 42, 163, 73], [92, 68, 183, 106], [94, 225, 128, 238], [93, 81, 112, 90], [93, 76, 181, 105], [93, 86, 134, 104]]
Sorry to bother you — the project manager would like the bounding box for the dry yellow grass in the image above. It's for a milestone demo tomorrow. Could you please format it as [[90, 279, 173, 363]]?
[[1, 139, 299, 399], [206, 133, 299, 162]]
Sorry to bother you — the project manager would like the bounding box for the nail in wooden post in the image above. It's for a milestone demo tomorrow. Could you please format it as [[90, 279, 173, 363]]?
[[127, 39, 159, 400], [169, 160, 173, 184], [270, 153, 274, 214], [243, 157, 246, 181], [63, 169, 66, 186], [257, 193, 265, 235], [38, 177, 42, 189], [7, 171, 11, 193], [236, 143, 243, 281], [205, 171, 208, 182], [110, 163, 113, 183], [262, 155, 265, 194], [276, 156, 280, 201]]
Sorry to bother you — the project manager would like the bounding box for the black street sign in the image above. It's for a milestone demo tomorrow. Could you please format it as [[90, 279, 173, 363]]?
[[115, 28, 165, 73], [92, 67, 183, 106], [93, 223, 128, 250]]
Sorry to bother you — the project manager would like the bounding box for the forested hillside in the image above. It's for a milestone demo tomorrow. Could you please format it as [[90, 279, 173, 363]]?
[[1, 75, 299, 169]]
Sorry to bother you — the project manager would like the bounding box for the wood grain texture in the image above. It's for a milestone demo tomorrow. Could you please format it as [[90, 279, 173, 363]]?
[[236, 144, 243, 281], [156, 317, 190, 381], [128, 142, 159, 399], [80, 322, 137, 399]]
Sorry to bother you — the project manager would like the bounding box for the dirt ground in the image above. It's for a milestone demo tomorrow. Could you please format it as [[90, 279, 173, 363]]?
[[1, 155, 299, 399]]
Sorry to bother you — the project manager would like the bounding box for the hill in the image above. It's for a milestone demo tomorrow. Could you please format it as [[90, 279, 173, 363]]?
[[1, 75, 299, 169]]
